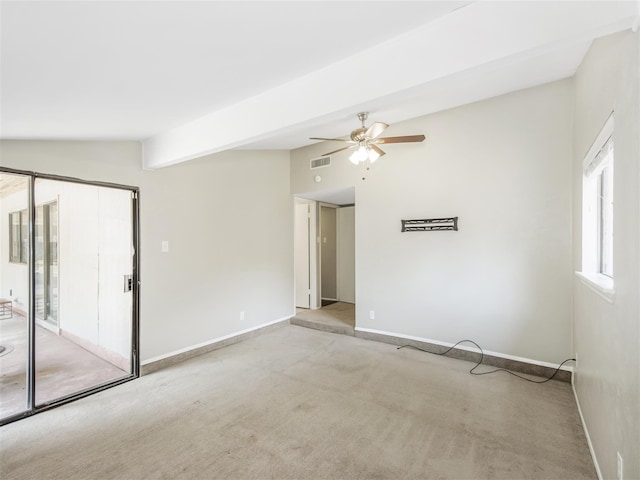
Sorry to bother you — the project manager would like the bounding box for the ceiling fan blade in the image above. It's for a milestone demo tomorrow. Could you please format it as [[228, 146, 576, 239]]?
[[365, 122, 389, 139], [373, 135, 425, 144], [369, 144, 386, 158], [323, 145, 356, 156], [309, 137, 354, 143]]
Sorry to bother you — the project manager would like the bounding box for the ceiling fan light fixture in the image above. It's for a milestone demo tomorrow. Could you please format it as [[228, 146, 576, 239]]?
[[350, 145, 368, 164], [368, 147, 380, 163]]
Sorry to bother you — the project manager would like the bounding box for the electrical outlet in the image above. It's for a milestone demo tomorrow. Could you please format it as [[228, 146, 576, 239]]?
[[240, 311, 245, 321], [369, 310, 375, 320], [161, 240, 169, 253], [617, 452, 623, 480]]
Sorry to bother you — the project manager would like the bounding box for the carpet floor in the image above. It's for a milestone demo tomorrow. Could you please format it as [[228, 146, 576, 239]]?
[[292, 302, 355, 335], [0, 324, 595, 479]]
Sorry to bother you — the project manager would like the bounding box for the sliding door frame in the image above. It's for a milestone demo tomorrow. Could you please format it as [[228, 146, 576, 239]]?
[[0, 166, 140, 425]]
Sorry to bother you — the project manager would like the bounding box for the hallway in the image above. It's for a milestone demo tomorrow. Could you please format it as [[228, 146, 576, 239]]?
[[291, 302, 355, 336]]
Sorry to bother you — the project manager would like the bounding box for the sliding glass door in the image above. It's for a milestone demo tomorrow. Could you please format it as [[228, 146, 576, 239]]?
[[0, 172, 30, 420], [0, 169, 139, 424]]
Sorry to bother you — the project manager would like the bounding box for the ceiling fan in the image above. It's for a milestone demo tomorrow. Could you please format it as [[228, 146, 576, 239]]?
[[310, 112, 425, 165]]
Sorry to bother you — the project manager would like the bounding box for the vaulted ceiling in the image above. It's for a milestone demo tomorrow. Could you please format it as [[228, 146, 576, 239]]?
[[1, 1, 637, 169]]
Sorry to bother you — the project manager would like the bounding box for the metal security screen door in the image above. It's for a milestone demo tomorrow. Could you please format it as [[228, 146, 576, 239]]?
[[0, 168, 140, 424]]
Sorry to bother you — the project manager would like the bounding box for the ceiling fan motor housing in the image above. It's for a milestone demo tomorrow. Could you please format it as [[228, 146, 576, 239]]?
[[351, 128, 368, 142]]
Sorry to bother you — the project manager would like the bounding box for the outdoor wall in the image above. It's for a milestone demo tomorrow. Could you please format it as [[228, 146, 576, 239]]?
[[292, 78, 574, 365], [0, 141, 294, 362], [0, 184, 29, 313], [0, 180, 133, 366], [0, 179, 131, 369], [572, 30, 639, 480]]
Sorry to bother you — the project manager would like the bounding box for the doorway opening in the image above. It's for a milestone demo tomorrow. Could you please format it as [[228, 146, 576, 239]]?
[[292, 187, 355, 335], [0, 168, 140, 425]]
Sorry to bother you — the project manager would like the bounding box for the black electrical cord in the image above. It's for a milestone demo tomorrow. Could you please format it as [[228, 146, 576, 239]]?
[[397, 340, 576, 384]]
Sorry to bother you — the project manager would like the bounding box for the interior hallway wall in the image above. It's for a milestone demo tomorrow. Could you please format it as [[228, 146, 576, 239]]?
[[291, 78, 574, 365], [571, 30, 639, 480], [337, 206, 355, 304], [320, 206, 337, 300], [0, 141, 294, 362]]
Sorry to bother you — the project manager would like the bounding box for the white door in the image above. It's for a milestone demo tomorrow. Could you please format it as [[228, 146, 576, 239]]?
[[294, 203, 310, 308]]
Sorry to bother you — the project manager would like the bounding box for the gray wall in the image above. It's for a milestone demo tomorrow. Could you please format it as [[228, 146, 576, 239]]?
[[292, 78, 574, 365], [320, 206, 337, 300], [572, 30, 639, 480], [0, 141, 294, 362], [337, 206, 355, 304]]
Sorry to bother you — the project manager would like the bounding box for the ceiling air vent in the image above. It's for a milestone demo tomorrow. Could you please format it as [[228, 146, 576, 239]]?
[[310, 156, 331, 170]]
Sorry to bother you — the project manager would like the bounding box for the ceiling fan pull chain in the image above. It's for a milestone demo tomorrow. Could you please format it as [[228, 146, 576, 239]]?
[[361, 158, 371, 181]]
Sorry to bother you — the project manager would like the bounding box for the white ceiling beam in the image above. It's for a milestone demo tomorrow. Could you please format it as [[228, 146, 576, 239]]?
[[142, 1, 638, 169]]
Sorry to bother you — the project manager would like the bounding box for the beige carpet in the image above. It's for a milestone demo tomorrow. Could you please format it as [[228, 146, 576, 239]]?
[[292, 302, 355, 335], [0, 324, 595, 479]]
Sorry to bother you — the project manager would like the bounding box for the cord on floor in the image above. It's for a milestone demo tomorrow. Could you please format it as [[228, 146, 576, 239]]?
[[397, 340, 575, 384]]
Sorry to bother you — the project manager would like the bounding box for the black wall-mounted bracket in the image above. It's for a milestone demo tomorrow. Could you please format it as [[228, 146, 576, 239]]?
[[401, 217, 458, 232]]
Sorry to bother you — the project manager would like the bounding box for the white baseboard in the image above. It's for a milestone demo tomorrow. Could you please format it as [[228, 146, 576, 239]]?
[[142, 314, 293, 367], [572, 379, 603, 480], [355, 327, 574, 372]]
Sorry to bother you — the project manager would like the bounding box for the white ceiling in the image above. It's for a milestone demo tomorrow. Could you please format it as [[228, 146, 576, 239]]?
[[1, 1, 467, 139], [1, 1, 638, 169], [296, 186, 356, 207]]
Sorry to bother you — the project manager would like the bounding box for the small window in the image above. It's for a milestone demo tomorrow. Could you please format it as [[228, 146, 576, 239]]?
[[581, 114, 614, 290], [9, 209, 28, 264]]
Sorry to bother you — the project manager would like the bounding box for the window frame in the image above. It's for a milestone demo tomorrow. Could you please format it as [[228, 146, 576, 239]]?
[[9, 209, 29, 264], [577, 114, 615, 301], [598, 160, 613, 278]]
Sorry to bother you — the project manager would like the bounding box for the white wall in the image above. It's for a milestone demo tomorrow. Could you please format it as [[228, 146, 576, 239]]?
[[96, 186, 133, 360], [572, 30, 639, 480], [292, 79, 574, 364], [0, 141, 294, 362]]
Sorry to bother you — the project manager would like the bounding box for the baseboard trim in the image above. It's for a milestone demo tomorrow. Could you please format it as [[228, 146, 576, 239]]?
[[572, 378, 603, 479], [61, 329, 130, 371], [354, 327, 573, 382], [141, 315, 292, 375]]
